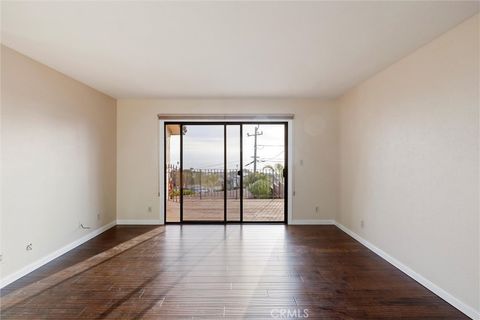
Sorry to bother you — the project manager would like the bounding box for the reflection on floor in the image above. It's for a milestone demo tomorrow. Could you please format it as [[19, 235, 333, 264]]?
[[0, 225, 467, 319], [1, 227, 165, 311], [0, 225, 159, 296]]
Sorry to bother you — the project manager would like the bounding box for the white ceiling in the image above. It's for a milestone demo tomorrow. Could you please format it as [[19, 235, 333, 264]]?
[[2, 1, 478, 99]]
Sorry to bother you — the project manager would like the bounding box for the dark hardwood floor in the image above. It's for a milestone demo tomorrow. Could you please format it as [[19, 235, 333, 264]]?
[[0, 225, 467, 319]]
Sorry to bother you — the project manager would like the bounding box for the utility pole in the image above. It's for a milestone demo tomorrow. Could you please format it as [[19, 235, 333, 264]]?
[[247, 125, 263, 173]]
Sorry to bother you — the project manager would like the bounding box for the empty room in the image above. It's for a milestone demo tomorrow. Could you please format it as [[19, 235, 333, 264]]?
[[1, 1, 479, 319]]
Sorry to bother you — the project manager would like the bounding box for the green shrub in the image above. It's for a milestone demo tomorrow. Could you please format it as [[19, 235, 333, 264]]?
[[248, 179, 271, 199], [244, 172, 268, 187], [170, 189, 194, 197]]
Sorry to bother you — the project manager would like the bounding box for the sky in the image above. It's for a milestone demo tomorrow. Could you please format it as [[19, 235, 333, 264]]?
[[168, 124, 285, 170]]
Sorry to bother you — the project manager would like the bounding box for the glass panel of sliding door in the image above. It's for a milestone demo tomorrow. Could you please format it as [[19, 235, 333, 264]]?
[[226, 125, 241, 221], [182, 124, 225, 222], [242, 123, 286, 222], [165, 124, 181, 222]]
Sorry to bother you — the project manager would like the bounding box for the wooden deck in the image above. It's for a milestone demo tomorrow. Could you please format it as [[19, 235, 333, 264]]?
[[167, 198, 284, 222]]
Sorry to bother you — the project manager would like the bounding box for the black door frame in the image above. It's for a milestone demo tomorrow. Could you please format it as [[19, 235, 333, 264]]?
[[164, 121, 288, 224]]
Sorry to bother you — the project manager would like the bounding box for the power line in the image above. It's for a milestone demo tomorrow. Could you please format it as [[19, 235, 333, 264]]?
[[257, 144, 283, 147], [259, 150, 284, 161]]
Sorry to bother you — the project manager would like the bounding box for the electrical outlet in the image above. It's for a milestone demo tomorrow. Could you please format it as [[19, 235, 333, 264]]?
[[361, 220, 365, 228], [315, 206, 319, 213], [26, 243, 33, 251], [148, 206, 152, 212], [97, 213, 101, 220]]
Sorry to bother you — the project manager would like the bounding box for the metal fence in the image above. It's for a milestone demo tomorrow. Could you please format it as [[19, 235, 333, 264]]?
[[167, 164, 284, 202]]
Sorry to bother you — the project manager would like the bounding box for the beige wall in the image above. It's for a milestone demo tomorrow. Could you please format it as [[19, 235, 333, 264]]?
[[1, 46, 117, 279], [338, 14, 479, 314], [116, 99, 338, 223]]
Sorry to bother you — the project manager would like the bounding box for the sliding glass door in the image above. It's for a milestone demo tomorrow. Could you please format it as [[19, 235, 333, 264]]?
[[164, 122, 287, 223]]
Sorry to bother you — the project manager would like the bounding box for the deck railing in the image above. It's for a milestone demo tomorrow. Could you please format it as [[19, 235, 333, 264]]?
[[167, 164, 284, 202]]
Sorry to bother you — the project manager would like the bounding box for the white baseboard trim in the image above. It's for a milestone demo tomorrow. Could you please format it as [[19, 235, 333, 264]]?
[[334, 222, 479, 320], [116, 219, 163, 225], [0, 220, 116, 289], [290, 219, 335, 225]]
